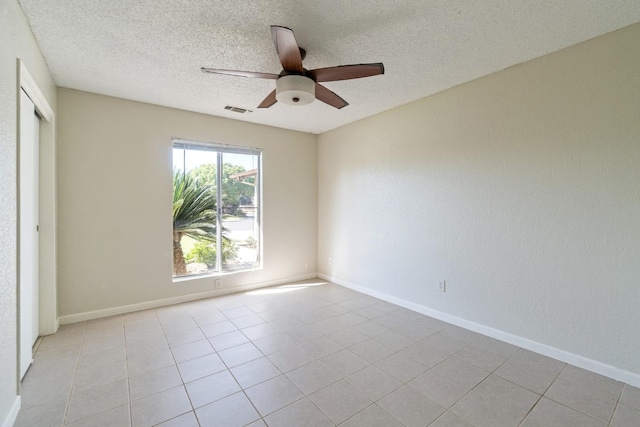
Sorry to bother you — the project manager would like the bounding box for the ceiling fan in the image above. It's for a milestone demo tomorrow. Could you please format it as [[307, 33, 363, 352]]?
[[201, 25, 384, 109]]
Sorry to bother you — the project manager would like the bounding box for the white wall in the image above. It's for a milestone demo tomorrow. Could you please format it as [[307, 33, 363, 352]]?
[[0, 0, 57, 425], [318, 23, 640, 382], [56, 89, 317, 320]]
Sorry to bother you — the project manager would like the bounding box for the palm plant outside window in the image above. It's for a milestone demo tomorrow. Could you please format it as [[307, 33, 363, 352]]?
[[173, 140, 261, 278]]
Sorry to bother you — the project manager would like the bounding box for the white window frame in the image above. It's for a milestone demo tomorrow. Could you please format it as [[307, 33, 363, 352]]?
[[173, 139, 262, 278]]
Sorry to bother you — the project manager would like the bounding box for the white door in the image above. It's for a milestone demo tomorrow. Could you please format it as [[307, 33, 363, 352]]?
[[20, 88, 40, 379]]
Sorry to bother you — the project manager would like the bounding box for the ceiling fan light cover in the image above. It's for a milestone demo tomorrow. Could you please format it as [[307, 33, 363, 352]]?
[[276, 75, 315, 105]]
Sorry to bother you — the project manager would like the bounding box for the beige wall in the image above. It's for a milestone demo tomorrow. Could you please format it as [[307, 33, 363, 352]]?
[[56, 89, 318, 319], [0, 0, 57, 424], [318, 23, 640, 382]]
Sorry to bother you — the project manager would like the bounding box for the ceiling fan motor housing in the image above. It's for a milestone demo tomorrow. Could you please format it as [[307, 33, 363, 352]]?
[[276, 75, 315, 105]]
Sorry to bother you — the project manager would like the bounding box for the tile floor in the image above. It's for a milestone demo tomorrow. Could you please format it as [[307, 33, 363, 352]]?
[[15, 280, 640, 427]]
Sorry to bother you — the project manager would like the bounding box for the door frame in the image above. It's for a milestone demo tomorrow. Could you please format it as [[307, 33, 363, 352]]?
[[18, 60, 57, 372]]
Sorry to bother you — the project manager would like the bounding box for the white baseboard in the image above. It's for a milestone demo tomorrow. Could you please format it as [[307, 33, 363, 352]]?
[[319, 273, 640, 388], [59, 273, 318, 325], [2, 396, 20, 427]]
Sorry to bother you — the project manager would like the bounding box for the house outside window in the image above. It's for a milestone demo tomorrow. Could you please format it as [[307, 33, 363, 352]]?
[[172, 140, 261, 278]]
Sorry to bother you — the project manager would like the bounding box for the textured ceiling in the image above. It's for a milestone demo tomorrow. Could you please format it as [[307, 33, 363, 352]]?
[[18, 0, 640, 134]]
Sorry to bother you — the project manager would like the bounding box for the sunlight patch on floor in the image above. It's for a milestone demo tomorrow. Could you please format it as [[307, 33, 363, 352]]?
[[245, 281, 328, 296]]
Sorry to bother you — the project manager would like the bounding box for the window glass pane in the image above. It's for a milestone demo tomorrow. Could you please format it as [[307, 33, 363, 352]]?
[[221, 152, 260, 271], [172, 147, 219, 277]]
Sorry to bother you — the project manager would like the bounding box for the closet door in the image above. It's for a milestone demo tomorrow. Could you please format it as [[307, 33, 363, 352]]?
[[20, 88, 40, 379]]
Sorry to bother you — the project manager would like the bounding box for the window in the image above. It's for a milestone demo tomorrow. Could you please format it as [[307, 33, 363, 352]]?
[[172, 140, 261, 278]]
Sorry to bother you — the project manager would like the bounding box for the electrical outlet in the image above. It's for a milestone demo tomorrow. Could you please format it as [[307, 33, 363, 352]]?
[[328, 257, 333, 265], [215, 279, 222, 289], [438, 280, 446, 292]]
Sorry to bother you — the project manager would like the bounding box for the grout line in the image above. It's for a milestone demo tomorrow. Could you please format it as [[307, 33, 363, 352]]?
[[516, 394, 544, 426], [606, 384, 626, 427], [58, 321, 86, 426]]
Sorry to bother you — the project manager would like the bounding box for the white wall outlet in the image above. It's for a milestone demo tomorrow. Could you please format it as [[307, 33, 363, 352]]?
[[438, 280, 446, 292], [328, 257, 333, 265], [215, 279, 222, 289]]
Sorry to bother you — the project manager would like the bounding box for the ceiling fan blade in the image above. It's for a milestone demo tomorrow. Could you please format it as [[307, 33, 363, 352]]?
[[270, 26, 304, 73], [308, 63, 385, 82], [257, 90, 277, 108], [315, 84, 349, 109], [201, 67, 279, 79]]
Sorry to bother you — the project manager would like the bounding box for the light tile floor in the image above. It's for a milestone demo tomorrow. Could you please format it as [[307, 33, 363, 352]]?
[[15, 280, 640, 427]]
